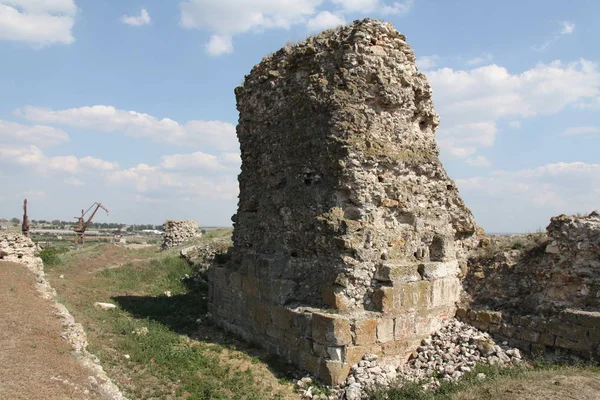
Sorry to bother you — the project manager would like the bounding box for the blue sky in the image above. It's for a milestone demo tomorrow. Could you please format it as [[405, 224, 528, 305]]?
[[0, 0, 598, 233]]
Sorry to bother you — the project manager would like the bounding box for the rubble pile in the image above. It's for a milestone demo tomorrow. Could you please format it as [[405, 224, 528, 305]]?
[[161, 220, 199, 250]]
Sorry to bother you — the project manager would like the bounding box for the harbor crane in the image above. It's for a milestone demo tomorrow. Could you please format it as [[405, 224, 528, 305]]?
[[74, 202, 109, 247]]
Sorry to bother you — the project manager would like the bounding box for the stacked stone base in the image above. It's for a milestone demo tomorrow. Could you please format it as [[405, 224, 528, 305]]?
[[457, 307, 600, 360], [209, 265, 461, 384]]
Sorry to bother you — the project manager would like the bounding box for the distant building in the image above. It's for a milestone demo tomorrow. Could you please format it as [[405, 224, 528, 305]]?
[[0, 226, 8, 230]]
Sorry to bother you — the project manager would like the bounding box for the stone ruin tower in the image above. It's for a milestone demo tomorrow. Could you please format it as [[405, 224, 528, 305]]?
[[208, 19, 478, 384]]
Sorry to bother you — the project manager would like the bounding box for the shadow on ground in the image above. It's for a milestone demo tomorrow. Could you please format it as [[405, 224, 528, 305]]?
[[112, 283, 299, 381]]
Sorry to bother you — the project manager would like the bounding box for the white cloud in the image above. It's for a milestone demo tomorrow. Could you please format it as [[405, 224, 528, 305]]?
[[121, 8, 151, 26], [563, 126, 600, 136], [416, 55, 438, 70], [160, 151, 240, 172], [18, 105, 238, 151], [466, 156, 491, 168], [179, 0, 322, 54], [0, 120, 69, 146], [205, 34, 233, 56], [466, 53, 493, 66], [306, 11, 345, 32], [508, 120, 521, 129], [332, 0, 413, 15], [560, 21, 575, 35], [533, 20, 576, 51], [428, 59, 600, 157], [0, 0, 76, 46], [0, 144, 118, 174], [64, 177, 84, 186], [108, 162, 238, 201], [458, 162, 600, 219]]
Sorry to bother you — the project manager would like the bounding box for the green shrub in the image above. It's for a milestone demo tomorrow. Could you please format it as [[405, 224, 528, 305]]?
[[39, 247, 69, 265]]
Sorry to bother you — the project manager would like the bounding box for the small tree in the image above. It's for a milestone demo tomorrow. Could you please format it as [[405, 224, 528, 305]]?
[[10, 218, 20, 225]]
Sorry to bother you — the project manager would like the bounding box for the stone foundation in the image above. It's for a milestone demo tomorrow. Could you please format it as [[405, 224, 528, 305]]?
[[458, 307, 600, 360]]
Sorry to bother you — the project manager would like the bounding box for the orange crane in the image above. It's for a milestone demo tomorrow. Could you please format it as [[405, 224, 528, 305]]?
[[73, 202, 109, 247]]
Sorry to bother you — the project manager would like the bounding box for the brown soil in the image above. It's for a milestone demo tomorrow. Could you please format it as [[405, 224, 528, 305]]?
[[0, 261, 106, 400], [455, 369, 600, 400]]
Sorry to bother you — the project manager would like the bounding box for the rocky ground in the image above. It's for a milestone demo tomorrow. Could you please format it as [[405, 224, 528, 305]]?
[[296, 319, 523, 400]]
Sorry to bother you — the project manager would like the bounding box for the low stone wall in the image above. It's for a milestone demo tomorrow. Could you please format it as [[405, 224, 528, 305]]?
[[457, 307, 600, 360], [209, 265, 459, 384], [161, 220, 199, 250], [0, 232, 42, 272]]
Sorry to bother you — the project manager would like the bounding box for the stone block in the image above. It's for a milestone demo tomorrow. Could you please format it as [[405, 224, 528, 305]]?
[[302, 353, 322, 376], [418, 260, 459, 279], [377, 318, 395, 343], [519, 329, 540, 343], [394, 314, 416, 340], [242, 275, 260, 298], [312, 313, 352, 346], [291, 310, 312, 338], [271, 307, 292, 331], [353, 318, 377, 346], [372, 286, 394, 314], [322, 286, 350, 311], [478, 311, 503, 325], [327, 346, 345, 362], [500, 323, 517, 337], [429, 277, 460, 308], [374, 263, 420, 283], [229, 272, 242, 292], [560, 309, 600, 328], [455, 307, 468, 319], [397, 281, 430, 311], [555, 337, 594, 354], [540, 333, 556, 347], [320, 360, 351, 385], [509, 338, 531, 352]]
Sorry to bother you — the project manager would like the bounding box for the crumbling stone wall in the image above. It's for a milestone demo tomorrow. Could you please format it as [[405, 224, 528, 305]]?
[[161, 220, 199, 250], [464, 212, 600, 313], [0, 233, 43, 272], [457, 308, 600, 360], [209, 19, 478, 384]]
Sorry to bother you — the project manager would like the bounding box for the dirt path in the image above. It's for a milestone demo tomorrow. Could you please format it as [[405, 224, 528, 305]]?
[[0, 261, 107, 400]]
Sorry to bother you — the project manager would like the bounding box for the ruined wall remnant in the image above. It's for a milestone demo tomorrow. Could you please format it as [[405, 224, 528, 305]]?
[[0, 233, 42, 272], [161, 220, 199, 250], [208, 18, 478, 384], [464, 212, 600, 313]]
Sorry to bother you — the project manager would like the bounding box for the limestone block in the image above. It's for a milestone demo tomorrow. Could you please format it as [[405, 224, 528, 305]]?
[[353, 318, 377, 346], [312, 313, 352, 346], [377, 318, 395, 343]]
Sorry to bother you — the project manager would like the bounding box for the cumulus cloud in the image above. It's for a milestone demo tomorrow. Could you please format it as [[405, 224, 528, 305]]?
[[466, 53, 493, 66], [466, 156, 491, 168], [17, 105, 238, 151], [428, 59, 600, 157], [107, 162, 238, 201], [0, 120, 69, 146], [457, 162, 600, 232], [205, 34, 233, 56], [121, 8, 151, 26], [416, 55, 438, 70], [0, 0, 77, 46], [306, 11, 345, 32], [160, 151, 240, 172], [332, 0, 414, 15], [179, 0, 322, 55], [533, 20, 576, 52], [0, 144, 118, 174], [64, 177, 84, 186]]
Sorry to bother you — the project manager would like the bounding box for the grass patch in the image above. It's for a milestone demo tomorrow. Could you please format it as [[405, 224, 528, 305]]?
[[55, 252, 290, 399], [39, 247, 69, 265]]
